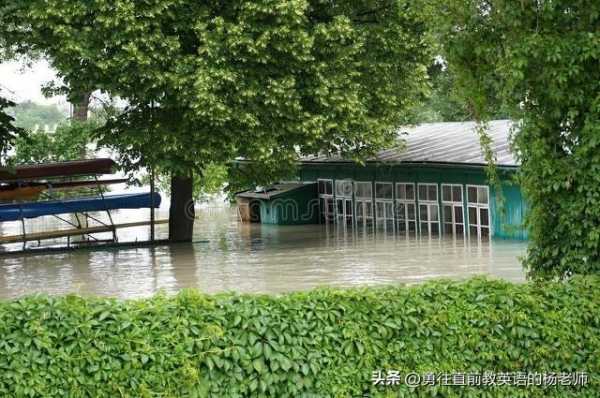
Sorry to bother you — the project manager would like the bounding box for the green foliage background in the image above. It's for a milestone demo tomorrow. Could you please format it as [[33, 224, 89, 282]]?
[[440, 0, 600, 279], [0, 277, 598, 397], [7, 101, 67, 132], [9, 121, 96, 165]]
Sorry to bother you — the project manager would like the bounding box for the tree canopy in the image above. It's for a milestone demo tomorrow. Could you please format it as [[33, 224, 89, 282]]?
[[2, 0, 435, 240], [441, 0, 600, 278]]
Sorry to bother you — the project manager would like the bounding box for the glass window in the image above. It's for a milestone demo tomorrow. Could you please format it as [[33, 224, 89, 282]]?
[[468, 207, 477, 224], [396, 184, 406, 200], [478, 187, 489, 204], [467, 185, 489, 205], [430, 207, 439, 222], [407, 204, 416, 220], [318, 180, 333, 195], [375, 182, 393, 199], [420, 205, 428, 221], [418, 184, 438, 202], [428, 185, 437, 201], [419, 185, 427, 201], [468, 186, 478, 204], [318, 180, 325, 195], [396, 183, 415, 200], [365, 203, 373, 218], [453, 186, 462, 202], [480, 208, 489, 226], [443, 205, 453, 222], [385, 202, 394, 217], [455, 207, 463, 223], [406, 184, 415, 200], [355, 182, 372, 199], [443, 185, 463, 203], [376, 202, 385, 218], [356, 204, 363, 218], [397, 203, 406, 220], [442, 186, 452, 202], [335, 180, 352, 198]]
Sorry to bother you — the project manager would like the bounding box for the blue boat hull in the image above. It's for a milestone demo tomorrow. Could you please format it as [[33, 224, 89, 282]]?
[[0, 192, 161, 222]]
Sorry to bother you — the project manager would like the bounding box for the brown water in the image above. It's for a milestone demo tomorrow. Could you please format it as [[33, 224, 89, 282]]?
[[0, 207, 526, 299]]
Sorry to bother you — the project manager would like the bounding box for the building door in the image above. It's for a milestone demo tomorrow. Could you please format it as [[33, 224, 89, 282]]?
[[355, 181, 374, 228], [375, 182, 395, 230], [467, 185, 490, 238], [418, 183, 440, 237], [318, 179, 334, 224], [442, 184, 465, 237], [336, 198, 353, 225], [396, 182, 417, 233], [335, 180, 353, 225]]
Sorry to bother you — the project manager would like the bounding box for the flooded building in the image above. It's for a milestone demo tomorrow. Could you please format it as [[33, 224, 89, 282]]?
[[238, 120, 527, 240]]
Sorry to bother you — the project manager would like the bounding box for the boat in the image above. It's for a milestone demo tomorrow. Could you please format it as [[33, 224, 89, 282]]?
[[0, 158, 116, 182], [0, 192, 161, 222], [0, 178, 129, 202]]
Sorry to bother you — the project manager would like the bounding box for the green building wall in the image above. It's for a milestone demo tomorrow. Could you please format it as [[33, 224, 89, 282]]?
[[298, 162, 528, 240], [258, 184, 319, 225]]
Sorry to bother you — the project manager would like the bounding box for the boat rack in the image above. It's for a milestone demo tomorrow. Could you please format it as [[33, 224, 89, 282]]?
[[0, 159, 163, 250]]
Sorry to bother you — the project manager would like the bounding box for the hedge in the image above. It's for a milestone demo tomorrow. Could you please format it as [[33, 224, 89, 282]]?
[[0, 277, 599, 397]]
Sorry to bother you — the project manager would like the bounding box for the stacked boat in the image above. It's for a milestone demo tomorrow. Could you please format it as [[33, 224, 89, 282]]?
[[0, 158, 162, 249]]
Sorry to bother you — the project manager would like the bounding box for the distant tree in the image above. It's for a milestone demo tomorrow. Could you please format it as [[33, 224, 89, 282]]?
[[441, 0, 600, 278], [10, 120, 96, 164], [3, 0, 435, 242], [412, 61, 510, 123], [9, 101, 67, 132]]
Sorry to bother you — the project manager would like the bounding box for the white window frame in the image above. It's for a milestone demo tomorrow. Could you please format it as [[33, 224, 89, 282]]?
[[466, 184, 491, 238], [375, 181, 395, 229], [395, 182, 417, 233], [317, 179, 334, 224], [354, 181, 374, 227], [417, 183, 440, 237], [441, 184, 465, 237], [335, 180, 353, 225]]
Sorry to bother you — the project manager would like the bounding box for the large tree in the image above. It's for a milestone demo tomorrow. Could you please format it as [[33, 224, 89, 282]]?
[[441, 0, 600, 278], [2, 0, 434, 241]]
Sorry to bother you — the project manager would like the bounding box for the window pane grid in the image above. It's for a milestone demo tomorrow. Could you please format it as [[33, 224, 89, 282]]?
[[375, 182, 393, 199], [318, 179, 333, 196], [396, 183, 416, 233], [335, 180, 353, 198], [418, 183, 438, 202], [355, 182, 372, 199], [466, 185, 490, 238]]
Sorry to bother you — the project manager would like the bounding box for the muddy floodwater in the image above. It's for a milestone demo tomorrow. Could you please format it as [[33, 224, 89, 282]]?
[[0, 207, 526, 299]]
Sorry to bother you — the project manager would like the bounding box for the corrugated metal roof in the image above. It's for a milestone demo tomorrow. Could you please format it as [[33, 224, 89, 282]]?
[[236, 182, 315, 200], [302, 120, 518, 167]]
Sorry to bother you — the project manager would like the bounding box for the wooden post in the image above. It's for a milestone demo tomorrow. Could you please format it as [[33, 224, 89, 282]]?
[[150, 166, 155, 243], [149, 101, 156, 243]]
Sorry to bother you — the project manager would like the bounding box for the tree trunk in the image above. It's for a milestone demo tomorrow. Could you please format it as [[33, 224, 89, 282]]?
[[169, 174, 195, 242], [71, 92, 90, 122], [69, 91, 91, 239]]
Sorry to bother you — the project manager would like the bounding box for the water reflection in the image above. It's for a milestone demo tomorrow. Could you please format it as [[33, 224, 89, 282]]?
[[0, 207, 526, 299]]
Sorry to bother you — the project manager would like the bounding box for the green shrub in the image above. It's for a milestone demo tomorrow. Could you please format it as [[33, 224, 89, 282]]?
[[0, 277, 598, 397]]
